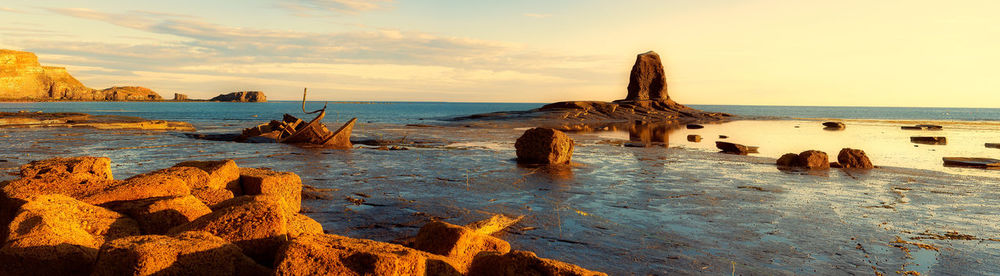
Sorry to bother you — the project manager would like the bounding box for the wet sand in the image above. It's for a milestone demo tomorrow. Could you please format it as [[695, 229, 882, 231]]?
[[2, 119, 998, 274]]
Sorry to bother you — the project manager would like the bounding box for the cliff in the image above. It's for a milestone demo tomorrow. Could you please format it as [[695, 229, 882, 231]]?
[[0, 49, 164, 101], [210, 91, 267, 102]]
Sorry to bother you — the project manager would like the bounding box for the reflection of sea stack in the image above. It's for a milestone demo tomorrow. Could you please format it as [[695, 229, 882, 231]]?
[[624, 51, 668, 101]]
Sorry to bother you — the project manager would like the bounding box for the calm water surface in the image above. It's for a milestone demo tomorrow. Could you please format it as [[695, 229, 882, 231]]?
[[1, 102, 999, 274]]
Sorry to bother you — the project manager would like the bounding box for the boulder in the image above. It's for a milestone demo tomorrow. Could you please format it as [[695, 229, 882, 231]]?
[[146, 167, 212, 190], [837, 148, 874, 169], [173, 160, 241, 193], [19, 156, 113, 181], [239, 168, 303, 213], [274, 233, 460, 276], [101, 195, 212, 235], [911, 136, 947, 145], [211, 91, 267, 102], [92, 231, 270, 276], [169, 195, 289, 264], [686, 135, 701, 142], [467, 250, 607, 276], [794, 150, 830, 169], [192, 187, 236, 208], [209, 195, 321, 237], [624, 51, 668, 101], [412, 221, 511, 269], [514, 128, 574, 165], [822, 122, 845, 130], [80, 170, 191, 205], [716, 141, 758, 155], [0, 194, 140, 276], [776, 153, 798, 167]]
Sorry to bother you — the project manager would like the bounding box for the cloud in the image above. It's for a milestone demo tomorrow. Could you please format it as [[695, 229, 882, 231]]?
[[522, 13, 552, 18], [0, 7, 28, 14], [278, 0, 393, 16], [13, 7, 620, 101]]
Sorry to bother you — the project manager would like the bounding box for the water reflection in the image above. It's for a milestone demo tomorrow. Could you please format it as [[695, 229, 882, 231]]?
[[627, 121, 679, 147]]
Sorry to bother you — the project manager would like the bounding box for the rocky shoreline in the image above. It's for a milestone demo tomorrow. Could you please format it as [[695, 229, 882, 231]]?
[[0, 157, 606, 275], [0, 111, 195, 131]]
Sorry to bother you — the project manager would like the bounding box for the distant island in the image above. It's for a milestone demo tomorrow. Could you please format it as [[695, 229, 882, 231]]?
[[0, 49, 265, 102]]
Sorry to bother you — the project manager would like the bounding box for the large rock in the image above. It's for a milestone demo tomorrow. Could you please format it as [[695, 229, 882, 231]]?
[[0, 194, 141, 276], [515, 128, 574, 165], [169, 195, 289, 264], [210, 195, 322, 237], [838, 148, 874, 169], [239, 167, 303, 213], [92, 231, 270, 276], [467, 250, 607, 276], [412, 221, 511, 270], [624, 51, 668, 101], [101, 195, 212, 235], [98, 86, 162, 101], [211, 91, 267, 102], [19, 156, 113, 181], [274, 233, 461, 276]]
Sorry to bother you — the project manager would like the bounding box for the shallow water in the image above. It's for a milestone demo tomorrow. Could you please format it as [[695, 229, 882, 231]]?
[[2, 118, 998, 275]]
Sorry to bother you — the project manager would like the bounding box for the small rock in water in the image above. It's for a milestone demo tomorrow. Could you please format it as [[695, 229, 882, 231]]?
[[718, 135, 728, 139], [910, 136, 947, 145], [716, 141, 758, 155], [686, 124, 704, 129], [776, 150, 830, 170], [822, 122, 845, 130], [686, 135, 702, 142], [986, 143, 1000, 149]]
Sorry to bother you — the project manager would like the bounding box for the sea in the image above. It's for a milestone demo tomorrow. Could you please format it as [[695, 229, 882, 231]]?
[[2, 101, 999, 275]]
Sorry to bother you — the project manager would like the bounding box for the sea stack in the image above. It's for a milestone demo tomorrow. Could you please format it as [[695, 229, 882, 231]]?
[[211, 91, 267, 102], [624, 51, 668, 101]]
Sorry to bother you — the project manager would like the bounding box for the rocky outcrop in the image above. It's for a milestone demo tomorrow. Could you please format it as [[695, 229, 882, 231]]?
[[173, 93, 188, 101], [1, 157, 605, 275], [1, 50, 166, 101], [514, 128, 574, 165], [99, 86, 162, 101], [624, 51, 668, 101], [211, 91, 267, 102], [449, 51, 730, 128]]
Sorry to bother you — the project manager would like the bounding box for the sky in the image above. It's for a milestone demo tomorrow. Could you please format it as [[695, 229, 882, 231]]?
[[1, 0, 998, 107]]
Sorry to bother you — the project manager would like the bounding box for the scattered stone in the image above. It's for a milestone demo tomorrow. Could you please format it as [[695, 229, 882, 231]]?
[[987, 143, 1000, 149], [822, 122, 845, 130], [514, 128, 574, 165], [685, 124, 704, 129], [468, 250, 607, 276], [686, 134, 702, 142], [911, 136, 947, 145], [239, 167, 303, 213], [211, 91, 267, 102], [100, 195, 212, 235], [0, 194, 140, 276], [92, 231, 270, 276], [838, 148, 874, 169], [715, 141, 758, 155], [413, 221, 511, 269]]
